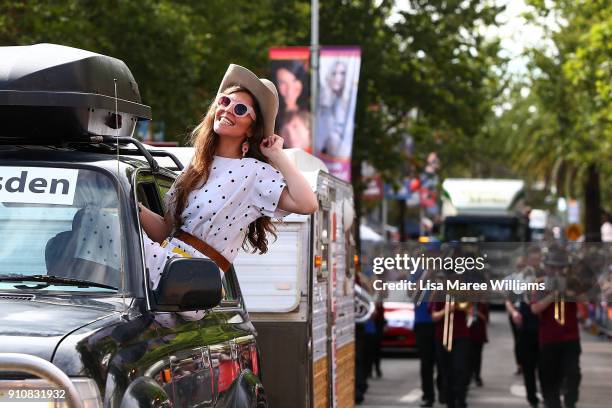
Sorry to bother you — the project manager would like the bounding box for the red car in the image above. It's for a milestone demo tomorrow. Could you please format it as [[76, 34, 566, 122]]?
[[382, 295, 416, 351]]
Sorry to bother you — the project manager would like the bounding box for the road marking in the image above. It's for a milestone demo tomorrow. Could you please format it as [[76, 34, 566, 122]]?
[[510, 383, 526, 397], [362, 405, 418, 408], [469, 396, 529, 405], [510, 382, 544, 401], [399, 388, 422, 402]]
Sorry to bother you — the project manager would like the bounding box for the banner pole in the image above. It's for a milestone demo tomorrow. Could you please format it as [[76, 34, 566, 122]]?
[[310, 0, 319, 154]]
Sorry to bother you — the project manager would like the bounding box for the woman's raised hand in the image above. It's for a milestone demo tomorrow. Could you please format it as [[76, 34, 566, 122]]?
[[260, 134, 284, 160]]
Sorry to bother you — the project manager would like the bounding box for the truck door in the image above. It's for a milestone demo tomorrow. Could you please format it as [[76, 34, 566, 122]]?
[[136, 172, 216, 407], [156, 174, 219, 407]]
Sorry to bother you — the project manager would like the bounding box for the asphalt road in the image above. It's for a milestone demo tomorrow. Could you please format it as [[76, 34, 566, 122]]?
[[360, 310, 612, 407]]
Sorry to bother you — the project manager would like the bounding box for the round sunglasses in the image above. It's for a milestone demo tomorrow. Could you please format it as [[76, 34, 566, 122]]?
[[216, 94, 256, 120]]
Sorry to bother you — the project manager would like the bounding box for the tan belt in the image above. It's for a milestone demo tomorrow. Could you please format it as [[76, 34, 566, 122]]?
[[174, 229, 231, 273]]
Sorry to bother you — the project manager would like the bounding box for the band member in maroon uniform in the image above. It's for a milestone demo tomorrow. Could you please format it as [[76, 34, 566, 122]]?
[[430, 298, 470, 408], [531, 246, 581, 408]]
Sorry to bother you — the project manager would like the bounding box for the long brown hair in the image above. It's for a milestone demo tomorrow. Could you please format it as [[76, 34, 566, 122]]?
[[170, 86, 277, 254]]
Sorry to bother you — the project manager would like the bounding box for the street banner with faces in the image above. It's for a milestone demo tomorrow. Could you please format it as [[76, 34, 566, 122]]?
[[269, 47, 312, 153], [316, 46, 361, 182]]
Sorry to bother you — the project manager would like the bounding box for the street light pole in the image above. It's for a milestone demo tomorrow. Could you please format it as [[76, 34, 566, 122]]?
[[311, 0, 319, 154]]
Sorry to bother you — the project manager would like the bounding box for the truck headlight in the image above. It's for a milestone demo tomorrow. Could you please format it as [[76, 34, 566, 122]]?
[[0, 377, 102, 408]]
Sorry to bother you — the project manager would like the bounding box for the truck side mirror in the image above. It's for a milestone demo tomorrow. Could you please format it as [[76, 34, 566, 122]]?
[[152, 258, 222, 312]]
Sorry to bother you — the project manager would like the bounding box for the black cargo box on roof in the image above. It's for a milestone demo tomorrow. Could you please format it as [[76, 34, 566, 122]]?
[[0, 43, 152, 143]]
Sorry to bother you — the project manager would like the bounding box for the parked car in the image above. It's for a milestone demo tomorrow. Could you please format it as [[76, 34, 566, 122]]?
[[0, 43, 267, 407]]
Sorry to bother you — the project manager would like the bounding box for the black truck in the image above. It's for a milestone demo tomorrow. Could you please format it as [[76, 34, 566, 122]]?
[[0, 43, 267, 407]]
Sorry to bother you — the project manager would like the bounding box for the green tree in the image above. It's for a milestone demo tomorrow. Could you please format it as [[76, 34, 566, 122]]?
[[0, 0, 311, 138], [2, 0, 508, 238], [519, 0, 612, 240], [392, 0, 506, 179], [317, 0, 505, 241]]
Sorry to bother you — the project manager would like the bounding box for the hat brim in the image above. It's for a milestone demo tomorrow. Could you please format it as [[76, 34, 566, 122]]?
[[218, 64, 279, 138]]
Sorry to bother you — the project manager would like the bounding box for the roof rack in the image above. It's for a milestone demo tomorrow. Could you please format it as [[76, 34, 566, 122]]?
[[0, 133, 184, 173], [72, 136, 184, 172], [122, 147, 185, 171], [62, 136, 159, 172]]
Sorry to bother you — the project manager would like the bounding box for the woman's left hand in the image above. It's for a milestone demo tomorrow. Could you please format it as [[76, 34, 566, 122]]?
[[260, 134, 284, 160]]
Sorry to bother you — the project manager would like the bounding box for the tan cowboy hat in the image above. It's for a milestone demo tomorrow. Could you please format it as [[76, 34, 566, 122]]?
[[218, 64, 279, 138]]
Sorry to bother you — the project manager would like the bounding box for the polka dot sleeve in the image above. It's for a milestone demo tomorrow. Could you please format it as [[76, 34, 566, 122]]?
[[253, 163, 289, 218], [163, 183, 177, 213], [163, 163, 190, 214]]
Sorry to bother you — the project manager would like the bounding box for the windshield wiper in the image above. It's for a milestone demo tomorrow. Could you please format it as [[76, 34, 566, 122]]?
[[0, 275, 118, 290]]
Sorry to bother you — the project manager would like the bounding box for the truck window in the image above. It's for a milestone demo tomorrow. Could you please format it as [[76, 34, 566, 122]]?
[[0, 166, 126, 292], [155, 176, 174, 214], [136, 173, 164, 216], [444, 219, 520, 242]]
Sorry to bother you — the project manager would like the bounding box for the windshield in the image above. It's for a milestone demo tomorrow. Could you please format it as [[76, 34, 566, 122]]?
[[384, 288, 413, 303], [444, 220, 518, 242], [0, 166, 126, 292]]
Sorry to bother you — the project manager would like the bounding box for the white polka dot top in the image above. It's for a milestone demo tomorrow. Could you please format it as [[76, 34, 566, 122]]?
[[165, 155, 288, 262]]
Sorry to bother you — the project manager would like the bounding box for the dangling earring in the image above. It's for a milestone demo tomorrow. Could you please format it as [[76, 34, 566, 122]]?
[[241, 139, 250, 158]]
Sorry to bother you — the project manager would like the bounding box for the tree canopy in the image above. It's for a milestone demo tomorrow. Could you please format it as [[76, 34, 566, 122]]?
[[489, 0, 612, 240], [6, 1, 606, 238], [1, 0, 503, 168]]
